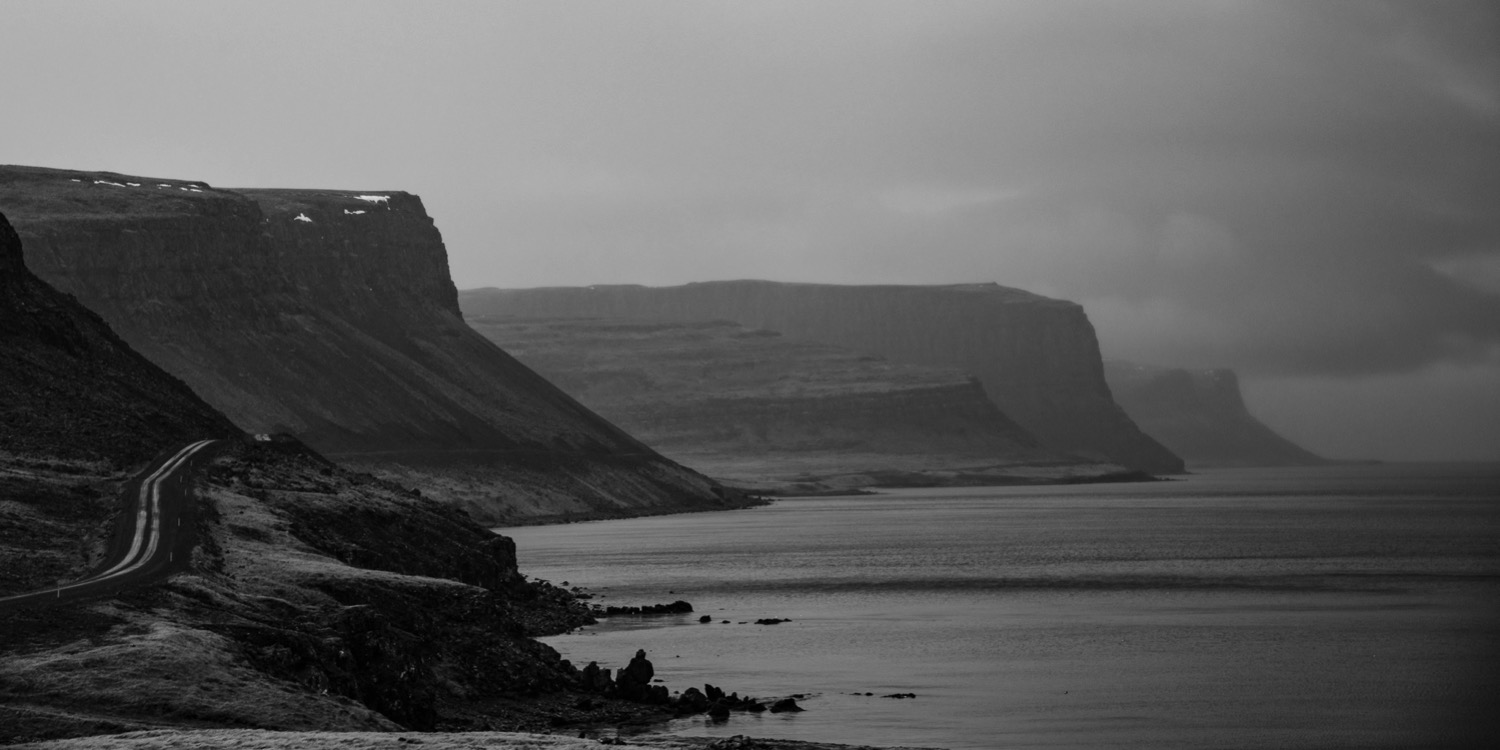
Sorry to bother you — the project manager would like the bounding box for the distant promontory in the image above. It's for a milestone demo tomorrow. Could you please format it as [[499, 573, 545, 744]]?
[[460, 281, 1186, 475], [1104, 361, 1326, 467]]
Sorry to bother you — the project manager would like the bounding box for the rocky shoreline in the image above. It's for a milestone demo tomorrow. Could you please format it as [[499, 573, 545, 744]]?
[[509, 592, 811, 737], [9, 729, 944, 750]]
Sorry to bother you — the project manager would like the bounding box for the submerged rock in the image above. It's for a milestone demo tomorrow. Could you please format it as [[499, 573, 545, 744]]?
[[769, 697, 804, 713]]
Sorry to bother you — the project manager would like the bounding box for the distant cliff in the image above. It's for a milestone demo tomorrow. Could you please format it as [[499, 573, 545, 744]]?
[[460, 282, 1184, 474], [467, 316, 1131, 491], [1103, 362, 1325, 467], [0, 165, 729, 523]]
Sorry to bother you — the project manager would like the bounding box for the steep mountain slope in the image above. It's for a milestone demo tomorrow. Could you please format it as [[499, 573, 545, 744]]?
[[460, 281, 1184, 474], [466, 316, 1130, 491], [0, 165, 730, 523], [0, 209, 238, 464], [1103, 362, 1326, 467]]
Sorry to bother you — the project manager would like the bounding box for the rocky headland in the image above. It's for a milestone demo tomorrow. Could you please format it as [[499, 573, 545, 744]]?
[[0, 165, 742, 525], [1103, 361, 1326, 467], [459, 282, 1184, 475], [466, 316, 1140, 492]]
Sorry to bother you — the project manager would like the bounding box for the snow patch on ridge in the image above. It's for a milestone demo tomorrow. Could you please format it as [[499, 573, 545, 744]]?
[[353, 195, 390, 204]]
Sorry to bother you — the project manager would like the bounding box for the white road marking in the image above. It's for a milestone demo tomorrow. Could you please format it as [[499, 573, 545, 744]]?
[[94, 440, 210, 580], [41, 440, 213, 596]]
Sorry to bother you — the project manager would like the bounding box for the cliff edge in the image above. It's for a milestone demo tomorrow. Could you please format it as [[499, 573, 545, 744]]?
[[1103, 361, 1325, 467], [460, 281, 1185, 474]]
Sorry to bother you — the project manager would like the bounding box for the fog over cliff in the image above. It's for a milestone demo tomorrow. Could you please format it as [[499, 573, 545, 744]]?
[[3, 1, 1496, 460]]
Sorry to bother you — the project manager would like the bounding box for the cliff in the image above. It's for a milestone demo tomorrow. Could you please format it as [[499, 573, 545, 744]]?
[[0, 208, 239, 464], [1103, 362, 1325, 467], [460, 282, 1185, 474], [0, 165, 729, 523], [466, 316, 1128, 491]]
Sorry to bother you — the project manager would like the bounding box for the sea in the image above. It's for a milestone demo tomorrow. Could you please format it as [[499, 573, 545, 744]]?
[[499, 464, 1500, 750]]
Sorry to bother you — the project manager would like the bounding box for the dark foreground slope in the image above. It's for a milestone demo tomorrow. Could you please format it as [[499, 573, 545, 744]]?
[[1103, 362, 1325, 467], [461, 282, 1184, 474], [0, 211, 238, 464], [0, 165, 730, 524], [469, 316, 1134, 491]]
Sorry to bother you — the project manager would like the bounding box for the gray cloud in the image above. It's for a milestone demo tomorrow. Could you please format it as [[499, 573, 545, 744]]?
[[2, 0, 1497, 457]]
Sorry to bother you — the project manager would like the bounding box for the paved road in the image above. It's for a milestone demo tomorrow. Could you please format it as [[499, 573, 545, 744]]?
[[0, 439, 220, 613]]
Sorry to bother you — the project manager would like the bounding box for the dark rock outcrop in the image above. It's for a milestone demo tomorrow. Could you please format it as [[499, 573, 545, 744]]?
[[1104, 362, 1326, 467], [614, 649, 668, 703], [0, 208, 239, 464], [459, 281, 1184, 474], [0, 165, 730, 523], [596, 600, 694, 617]]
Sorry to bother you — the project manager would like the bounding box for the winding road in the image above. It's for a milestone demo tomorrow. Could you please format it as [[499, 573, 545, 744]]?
[[0, 439, 220, 613]]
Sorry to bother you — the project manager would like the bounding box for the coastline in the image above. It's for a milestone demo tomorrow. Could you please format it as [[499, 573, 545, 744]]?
[[8, 729, 945, 750]]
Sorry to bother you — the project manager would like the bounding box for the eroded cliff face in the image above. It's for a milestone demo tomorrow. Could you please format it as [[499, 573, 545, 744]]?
[[466, 316, 1124, 490], [0, 165, 727, 523], [460, 282, 1185, 474], [1103, 362, 1325, 467]]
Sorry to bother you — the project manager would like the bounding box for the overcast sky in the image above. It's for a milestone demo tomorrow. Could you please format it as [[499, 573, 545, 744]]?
[[3, 1, 1497, 461]]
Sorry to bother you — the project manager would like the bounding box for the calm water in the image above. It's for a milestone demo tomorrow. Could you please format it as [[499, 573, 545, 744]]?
[[500, 464, 1500, 749]]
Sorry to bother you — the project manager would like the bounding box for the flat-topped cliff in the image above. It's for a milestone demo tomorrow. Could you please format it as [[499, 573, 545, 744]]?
[[0, 165, 729, 523], [1103, 362, 1325, 467], [466, 316, 1129, 491], [460, 281, 1184, 474]]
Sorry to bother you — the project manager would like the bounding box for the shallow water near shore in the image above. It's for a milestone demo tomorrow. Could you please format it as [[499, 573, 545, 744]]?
[[501, 464, 1500, 749]]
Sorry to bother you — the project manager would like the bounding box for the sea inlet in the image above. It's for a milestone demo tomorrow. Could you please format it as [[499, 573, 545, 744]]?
[[502, 463, 1500, 750]]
